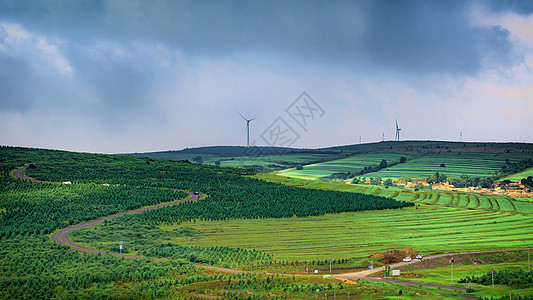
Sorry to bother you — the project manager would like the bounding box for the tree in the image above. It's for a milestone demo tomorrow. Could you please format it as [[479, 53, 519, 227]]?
[[351, 177, 360, 184], [370, 177, 382, 185], [384, 179, 393, 187], [400, 157, 407, 163], [379, 160, 388, 169], [440, 163, 445, 167], [480, 177, 494, 189], [295, 164, 303, 170], [214, 160, 221, 166]]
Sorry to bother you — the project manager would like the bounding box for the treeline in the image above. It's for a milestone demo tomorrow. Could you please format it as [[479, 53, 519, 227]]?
[[495, 158, 533, 178], [458, 269, 533, 288], [424, 172, 495, 188], [124, 180, 412, 225], [1, 147, 412, 232], [521, 176, 533, 190]]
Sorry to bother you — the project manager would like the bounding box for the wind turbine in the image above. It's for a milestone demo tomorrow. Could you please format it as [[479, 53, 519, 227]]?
[[395, 120, 401, 142], [237, 112, 257, 148]]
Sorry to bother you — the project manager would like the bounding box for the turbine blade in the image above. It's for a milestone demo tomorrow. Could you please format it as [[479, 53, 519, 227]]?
[[237, 111, 247, 121]]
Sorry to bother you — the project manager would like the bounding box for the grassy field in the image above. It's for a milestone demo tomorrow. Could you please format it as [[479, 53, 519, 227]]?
[[278, 150, 533, 180], [501, 167, 533, 181], [159, 205, 533, 263], [256, 173, 533, 214], [369, 151, 532, 180], [211, 151, 348, 171], [277, 151, 420, 179], [390, 251, 533, 299]]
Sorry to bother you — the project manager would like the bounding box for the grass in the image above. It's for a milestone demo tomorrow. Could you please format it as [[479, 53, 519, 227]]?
[[256, 173, 533, 214], [390, 251, 533, 299], [277, 150, 533, 180], [501, 167, 533, 181], [277, 151, 420, 179], [161, 205, 533, 263], [369, 151, 532, 180], [211, 152, 348, 171]]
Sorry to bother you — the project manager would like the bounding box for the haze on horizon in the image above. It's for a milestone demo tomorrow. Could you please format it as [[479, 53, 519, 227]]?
[[1, 0, 532, 154]]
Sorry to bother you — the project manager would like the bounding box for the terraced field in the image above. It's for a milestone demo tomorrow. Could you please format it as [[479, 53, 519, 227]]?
[[277, 151, 420, 179], [167, 205, 533, 262], [277, 149, 532, 181], [501, 167, 533, 181], [368, 151, 532, 179], [260, 173, 532, 215], [212, 152, 347, 169]]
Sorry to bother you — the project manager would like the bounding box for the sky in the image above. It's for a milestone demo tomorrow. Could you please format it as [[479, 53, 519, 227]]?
[[1, 0, 532, 153]]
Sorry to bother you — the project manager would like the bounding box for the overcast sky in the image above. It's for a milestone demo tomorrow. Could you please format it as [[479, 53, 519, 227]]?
[[1, 0, 532, 153]]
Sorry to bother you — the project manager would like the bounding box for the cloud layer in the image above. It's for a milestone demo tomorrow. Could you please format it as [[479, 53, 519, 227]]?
[[0, 0, 532, 153]]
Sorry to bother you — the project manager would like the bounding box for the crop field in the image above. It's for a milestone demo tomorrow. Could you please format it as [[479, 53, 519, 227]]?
[[257, 173, 533, 214], [501, 167, 533, 181], [368, 151, 532, 180], [277, 151, 421, 179], [2, 144, 533, 299], [163, 205, 533, 263], [211, 151, 348, 170]]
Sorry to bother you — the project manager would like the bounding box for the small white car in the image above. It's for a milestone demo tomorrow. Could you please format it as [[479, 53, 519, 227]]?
[[416, 254, 423, 260], [402, 257, 412, 262]]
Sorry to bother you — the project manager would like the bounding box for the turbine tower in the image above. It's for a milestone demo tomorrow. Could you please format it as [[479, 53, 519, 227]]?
[[238, 112, 257, 148], [395, 120, 401, 141]]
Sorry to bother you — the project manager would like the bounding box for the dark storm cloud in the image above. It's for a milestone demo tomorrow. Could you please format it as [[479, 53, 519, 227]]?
[[0, 0, 518, 75], [361, 0, 484, 74]]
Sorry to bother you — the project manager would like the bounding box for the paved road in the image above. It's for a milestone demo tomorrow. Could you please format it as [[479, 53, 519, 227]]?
[[13, 164, 203, 259], [13, 164, 43, 183], [51, 191, 203, 259]]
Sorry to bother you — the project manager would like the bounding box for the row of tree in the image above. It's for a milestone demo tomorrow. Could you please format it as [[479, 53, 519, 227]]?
[[459, 269, 533, 288]]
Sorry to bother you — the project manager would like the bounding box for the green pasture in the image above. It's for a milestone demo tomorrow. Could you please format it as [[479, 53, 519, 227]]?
[[277, 151, 421, 179], [256, 173, 533, 214], [164, 205, 533, 262], [276, 150, 532, 180], [368, 151, 532, 180], [211, 152, 348, 170], [501, 167, 533, 181]]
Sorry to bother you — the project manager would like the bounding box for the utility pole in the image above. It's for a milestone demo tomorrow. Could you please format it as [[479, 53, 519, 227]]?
[[329, 259, 334, 276], [450, 258, 455, 283], [528, 248, 530, 272], [492, 268, 494, 288]]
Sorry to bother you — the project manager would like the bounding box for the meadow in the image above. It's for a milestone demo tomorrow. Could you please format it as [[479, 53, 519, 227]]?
[[154, 205, 532, 263], [369, 151, 532, 180], [277, 151, 420, 179], [2, 144, 532, 299], [502, 167, 533, 181], [390, 251, 533, 299], [279, 150, 533, 180]]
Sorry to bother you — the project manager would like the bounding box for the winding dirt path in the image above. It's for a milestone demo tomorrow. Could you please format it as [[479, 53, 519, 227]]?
[[12, 164, 527, 292]]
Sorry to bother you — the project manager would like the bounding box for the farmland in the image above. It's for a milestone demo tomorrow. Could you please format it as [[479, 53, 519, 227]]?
[[278, 148, 533, 181], [151, 205, 532, 262], [1, 143, 533, 299]]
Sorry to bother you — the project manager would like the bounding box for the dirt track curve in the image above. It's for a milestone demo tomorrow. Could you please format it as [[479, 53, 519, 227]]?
[[14, 164, 526, 292]]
